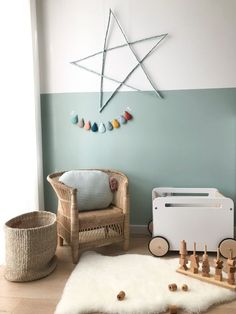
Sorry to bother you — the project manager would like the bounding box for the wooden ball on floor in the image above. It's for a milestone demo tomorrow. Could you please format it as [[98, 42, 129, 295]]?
[[168, 283, 177, 291], [169, 304, 178, 313], [117, 291, 125, 301], [181, 284, 188, 291]]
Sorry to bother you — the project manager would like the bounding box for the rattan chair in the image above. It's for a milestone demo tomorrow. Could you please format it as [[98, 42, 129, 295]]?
[[47, 169, 129, 263]]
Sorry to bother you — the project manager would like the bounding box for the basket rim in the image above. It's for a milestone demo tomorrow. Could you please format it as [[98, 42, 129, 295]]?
[[5, 210, 56, 231]]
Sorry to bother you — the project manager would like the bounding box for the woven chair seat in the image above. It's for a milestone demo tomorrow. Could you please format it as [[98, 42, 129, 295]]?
[[79, 205, 124, 230]]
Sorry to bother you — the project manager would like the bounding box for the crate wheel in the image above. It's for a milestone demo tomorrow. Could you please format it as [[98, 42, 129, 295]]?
[[147, 220, 153, 235], [218, 238, 236, 258], [148, 236, 169, 257]]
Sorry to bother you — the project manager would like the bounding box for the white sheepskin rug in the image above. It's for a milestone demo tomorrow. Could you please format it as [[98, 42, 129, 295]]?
[[55, 252, 236, 314]]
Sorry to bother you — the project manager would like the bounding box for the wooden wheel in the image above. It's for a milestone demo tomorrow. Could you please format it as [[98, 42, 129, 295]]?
[[148, 236, 169, 257], [147, 220, 153, 235], [219, 238, 236, 258]]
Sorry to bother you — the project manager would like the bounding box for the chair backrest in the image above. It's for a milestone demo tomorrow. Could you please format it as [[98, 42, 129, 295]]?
[[47, 169, 129, 211]]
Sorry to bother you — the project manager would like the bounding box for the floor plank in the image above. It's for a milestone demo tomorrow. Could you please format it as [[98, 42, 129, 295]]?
[[0, 235, 236, 313]]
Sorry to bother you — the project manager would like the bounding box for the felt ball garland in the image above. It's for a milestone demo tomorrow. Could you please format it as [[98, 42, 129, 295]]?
[[118, 115, 126, 124], [99, 122, 106, 133], [112, 119, 120, 128], [124, 111, 132, 120], [70, 110, 133, 134], [78, 118, 84, 128], [91, 122, 98, 132], [106, 121, 113, 131], [84, 120, 91, 130], [70, 114, 78, 124]]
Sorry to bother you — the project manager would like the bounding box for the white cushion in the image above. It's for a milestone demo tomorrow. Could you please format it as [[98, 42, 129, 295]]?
[[59, 170, 113, 211]]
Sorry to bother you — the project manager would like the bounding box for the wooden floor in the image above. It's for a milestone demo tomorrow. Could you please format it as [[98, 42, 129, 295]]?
[[1, 235, 236, 314]]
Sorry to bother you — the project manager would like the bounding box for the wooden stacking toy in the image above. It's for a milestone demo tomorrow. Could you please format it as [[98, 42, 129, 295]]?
[[227, 249, 236, 285], [176, 240, 236, 291], [179, 240, 188, 270], [189, 242, 199, 274], [202, 245, 210, 277], [214, 248, 223, 281]]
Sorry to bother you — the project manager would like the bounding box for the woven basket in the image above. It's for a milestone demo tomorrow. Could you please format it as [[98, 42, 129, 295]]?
[[4, 211, 57, 282]]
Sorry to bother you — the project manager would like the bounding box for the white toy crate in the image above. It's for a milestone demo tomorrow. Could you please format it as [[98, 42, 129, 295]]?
[[148, 188, 235, 257]]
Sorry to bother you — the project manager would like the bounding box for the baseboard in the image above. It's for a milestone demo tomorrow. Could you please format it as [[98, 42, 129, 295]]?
[[131, 225, 236, 238], [130, 224, 149, 235]]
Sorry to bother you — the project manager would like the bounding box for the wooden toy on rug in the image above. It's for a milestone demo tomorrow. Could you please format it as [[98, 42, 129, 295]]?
[[169, 305, 178, 314], [176, 240, 236, 291], [189, 242, 199, 274], [214, 248, 223, 281], [181, 284, 188, 291], [117, 291, 125, 301], [168, 283, 177, 291], [227, 249, 236, 285], [179, 240, 188, 270], [202, 245, 210, 277]]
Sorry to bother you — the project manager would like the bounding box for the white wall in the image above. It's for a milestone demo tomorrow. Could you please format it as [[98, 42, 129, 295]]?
[[0, 0, 44, 264], [37, 0, 236, 93]]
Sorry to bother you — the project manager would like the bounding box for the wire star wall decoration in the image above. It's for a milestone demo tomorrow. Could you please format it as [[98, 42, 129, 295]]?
[[71, 9, 168, 113]]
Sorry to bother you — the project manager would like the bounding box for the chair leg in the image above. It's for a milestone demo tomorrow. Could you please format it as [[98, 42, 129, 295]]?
[[123, 238, 129, 251], [58, 235, 64, 246], [123, 217, 130, 251], [71, 245, 79, 264]]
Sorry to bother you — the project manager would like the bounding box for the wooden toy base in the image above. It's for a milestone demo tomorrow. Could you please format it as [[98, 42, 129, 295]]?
[[176, 268, 236, 291]]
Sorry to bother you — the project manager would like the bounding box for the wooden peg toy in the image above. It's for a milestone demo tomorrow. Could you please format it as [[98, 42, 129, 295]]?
[[214, 248, 223, 281], [179, 240, 188, 270], [227, 249, 236, 285], [117, 291, 125, 301], [190, 242, 199, 274], [202, 245, 210, 277], [179, 240, 187, 255]]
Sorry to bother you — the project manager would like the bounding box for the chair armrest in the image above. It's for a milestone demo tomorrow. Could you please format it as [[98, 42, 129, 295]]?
[[47, 173, 77, 217], [47, 173, 79, 246], [111, 172, 129, 215]]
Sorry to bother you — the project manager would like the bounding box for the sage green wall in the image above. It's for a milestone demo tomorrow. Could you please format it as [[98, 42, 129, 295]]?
[[41, 88, 236, 225]]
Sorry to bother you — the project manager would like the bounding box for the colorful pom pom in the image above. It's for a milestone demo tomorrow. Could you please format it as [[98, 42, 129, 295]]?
[[109, 177, 118, 192], [99, 122, 106, 133], [112, 119, 120, 128], [91, 122, 98, 132], [124, 111, 132, 120], [106, 121, 113, 131], [118, 115, 126, 124], [70, 114, 78, 124], [78, 118, 84, 128], [84, 121, 91, 130]]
